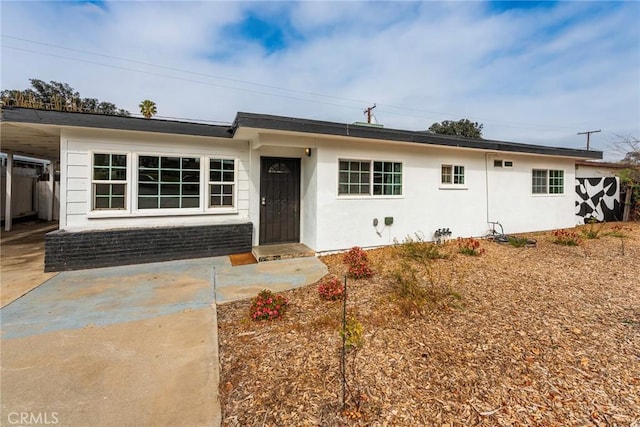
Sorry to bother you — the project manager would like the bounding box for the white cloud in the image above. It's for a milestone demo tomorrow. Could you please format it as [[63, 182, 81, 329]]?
[[1, 0, 638, 160]]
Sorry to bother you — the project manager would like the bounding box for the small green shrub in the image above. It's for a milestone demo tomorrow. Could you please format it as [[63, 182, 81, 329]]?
[[457, 237, 485, 256], [508, 236, 529, 247], [340, 315, 364, 351], [552, 229, 581, 246], [581, 217, 605, 239], [604, 224, 629, 238], [343, 246, 373, 279], [394, 234, 446, 262], [317, 275, 345, 301], [249, 289, 289, 321]]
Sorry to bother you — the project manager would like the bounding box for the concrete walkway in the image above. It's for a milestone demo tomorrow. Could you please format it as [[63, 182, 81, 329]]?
[[1, 255, 327, 426]]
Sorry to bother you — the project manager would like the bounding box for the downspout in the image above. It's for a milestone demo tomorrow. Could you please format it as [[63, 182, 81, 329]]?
[[485, 153, 490, 225]]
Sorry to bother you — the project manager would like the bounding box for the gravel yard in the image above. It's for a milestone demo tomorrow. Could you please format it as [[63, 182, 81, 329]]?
[[218, 223, 640, 426]]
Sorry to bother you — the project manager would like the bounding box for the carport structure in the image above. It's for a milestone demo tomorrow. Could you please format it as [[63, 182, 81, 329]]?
[[1, 108, 59, 231]]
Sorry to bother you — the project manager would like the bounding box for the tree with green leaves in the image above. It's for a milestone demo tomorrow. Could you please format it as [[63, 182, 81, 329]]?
[[429, 119, 484, 138], [0, 78, 130, 116], [139, 99, 157, 119]]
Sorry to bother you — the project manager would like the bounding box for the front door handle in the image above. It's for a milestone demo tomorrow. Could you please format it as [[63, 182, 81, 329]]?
[[261, 197, 266, 206]]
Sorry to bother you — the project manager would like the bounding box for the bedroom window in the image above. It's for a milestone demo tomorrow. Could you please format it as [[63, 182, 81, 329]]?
[[138, 155, 200, 209], [209, 158, 235, 207], [338, 160, 402, 196], [441, 164, 465, 185], [92, 153, 127, 210], [532, 169, 564, 194]]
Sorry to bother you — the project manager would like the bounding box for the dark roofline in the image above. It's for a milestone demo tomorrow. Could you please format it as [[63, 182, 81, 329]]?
[[1, 107, 233, 139], [575, 160, 634, 169], [233, 112, 602, 159]]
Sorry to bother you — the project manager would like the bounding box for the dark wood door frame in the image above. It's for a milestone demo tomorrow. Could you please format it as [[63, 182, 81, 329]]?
[[259, 157, 301, 245]]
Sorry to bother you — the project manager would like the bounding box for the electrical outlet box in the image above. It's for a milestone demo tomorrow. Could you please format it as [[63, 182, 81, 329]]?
[[384, 217, 393, 226]]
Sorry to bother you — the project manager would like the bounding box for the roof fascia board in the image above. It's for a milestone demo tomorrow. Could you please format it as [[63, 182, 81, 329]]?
[[234, 112, 602, 160], [1, 107, 233, 139]]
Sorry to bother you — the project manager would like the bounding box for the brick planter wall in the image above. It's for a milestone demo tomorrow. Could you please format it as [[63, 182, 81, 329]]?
[[45, 222, 253, 272]]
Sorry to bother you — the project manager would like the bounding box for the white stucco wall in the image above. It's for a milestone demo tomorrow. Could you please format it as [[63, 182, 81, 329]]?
[[575, 164, 621, 178], [59, 128, 250, 231], [310, 138, 577, 252]]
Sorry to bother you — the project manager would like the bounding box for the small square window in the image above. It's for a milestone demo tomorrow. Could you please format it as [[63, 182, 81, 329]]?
[[504, 161, 513, 167], [494, 160, 503, 167]]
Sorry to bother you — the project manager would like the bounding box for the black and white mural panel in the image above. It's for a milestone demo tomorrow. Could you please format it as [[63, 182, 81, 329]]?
[[575, 177, 620, 224]]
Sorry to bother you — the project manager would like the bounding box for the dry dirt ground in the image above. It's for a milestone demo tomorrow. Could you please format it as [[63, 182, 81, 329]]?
[[0, 220, 58, 307], [218, 223, 640, 426]]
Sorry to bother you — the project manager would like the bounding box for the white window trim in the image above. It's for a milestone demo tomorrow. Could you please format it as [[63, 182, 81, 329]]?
[[88, 152, 240, 218], [531, 168, 565, 196], [439, 164, 468, 190], [88, 151, 132, 217], [205, 156, 239, 214], [337, 158, 404, 199]]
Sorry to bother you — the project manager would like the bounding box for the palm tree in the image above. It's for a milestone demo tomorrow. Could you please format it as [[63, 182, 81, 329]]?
[[139, 99, 157, 119]]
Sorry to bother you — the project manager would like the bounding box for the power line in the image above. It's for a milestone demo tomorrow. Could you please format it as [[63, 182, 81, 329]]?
[[0, 34, 598, 132]]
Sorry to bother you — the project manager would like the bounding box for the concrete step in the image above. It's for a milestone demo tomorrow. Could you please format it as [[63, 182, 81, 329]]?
[[252, 243, 315, 262]]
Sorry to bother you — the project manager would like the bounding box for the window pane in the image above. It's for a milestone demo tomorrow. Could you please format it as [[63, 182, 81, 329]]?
[[139, 156, 158, 168], [222, 196, 233, 206], [211, 171, 222, 182], [210, 159, 222, 170], [222, 160, 234, 170], [182, 157, 199, 169], [161, 170, 180, 182], [361, 162, 370, 172], [139, 170, 158, 182], [94, 154, 110, 167], [338, 184, 348, 194], [95, 183, 111, 196], [161, 157, 180, 169], [138, 197, 158, 209], [222, 171, 234, 182], [161, 184, 180, 195], [112, 155, 127, 167], [94, 167, 109, 180], [182, 184, 199, 196], [111, 197, 125, 209], [222, 184, 233, 195], [182, 197, 199, 208], [112, 184, 125, 196], [139, 183, 158, 195], [95, 197, 110, 209], [111, 168, 126, 180]]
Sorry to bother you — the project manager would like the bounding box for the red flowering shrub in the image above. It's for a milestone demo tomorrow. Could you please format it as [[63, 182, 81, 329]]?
[[343, 246, 373, 279], [552, 229, 581, 246], [457, 237, 485, 256], [249, 289, 289, 321], [318, 276, 345, 301]]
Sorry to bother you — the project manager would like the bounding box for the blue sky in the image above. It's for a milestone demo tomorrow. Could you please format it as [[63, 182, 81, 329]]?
[[1, 1, 638, 159]]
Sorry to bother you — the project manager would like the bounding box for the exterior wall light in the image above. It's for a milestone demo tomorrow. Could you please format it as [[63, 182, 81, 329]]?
[[305, 148, 312, 157]]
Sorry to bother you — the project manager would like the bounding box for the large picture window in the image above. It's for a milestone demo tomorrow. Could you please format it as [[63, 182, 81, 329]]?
[[532, 169, 564, 194], [209, 158, 235, 208], [441, 164, 465, 185], [338, 159, 402, 196], [138, 156, 200, 209], [92, 153, 127, 210]]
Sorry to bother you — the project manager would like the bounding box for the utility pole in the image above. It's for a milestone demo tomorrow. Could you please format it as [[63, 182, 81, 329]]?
[[577, 129, 601, 150], [363, 103, 376, 124]]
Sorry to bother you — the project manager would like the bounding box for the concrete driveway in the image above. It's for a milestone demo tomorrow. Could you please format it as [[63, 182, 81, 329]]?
[[1, 251, 327, 426], [1, 258, 221, 427]]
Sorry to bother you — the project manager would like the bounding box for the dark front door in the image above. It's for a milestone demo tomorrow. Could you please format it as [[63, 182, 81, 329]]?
[[259, 157, 301, 245]]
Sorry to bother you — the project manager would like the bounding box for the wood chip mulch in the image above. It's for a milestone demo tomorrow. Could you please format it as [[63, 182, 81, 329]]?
[[217, 223, 640, 426]]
